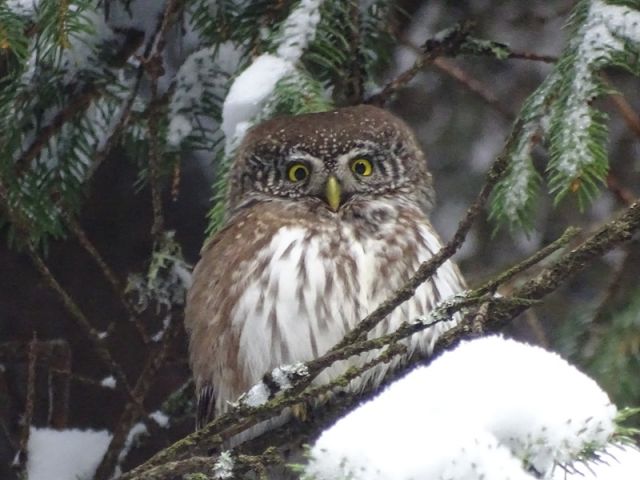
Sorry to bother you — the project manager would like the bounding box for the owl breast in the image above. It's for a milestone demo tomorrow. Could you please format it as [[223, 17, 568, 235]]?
[[189, 198, 465, 415]]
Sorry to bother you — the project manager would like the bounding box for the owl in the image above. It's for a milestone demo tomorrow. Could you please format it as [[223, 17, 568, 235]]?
[[185, 105, 466, 429]]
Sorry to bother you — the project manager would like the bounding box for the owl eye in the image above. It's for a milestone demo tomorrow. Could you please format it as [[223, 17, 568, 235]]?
[[351, 158, 373, 176], [287, 163, 310, 182]]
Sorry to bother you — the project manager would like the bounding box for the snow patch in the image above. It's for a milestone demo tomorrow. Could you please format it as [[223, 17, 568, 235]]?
[[149, 410, 170, 428], [240, 381, 271, 408], [306, 336, 617, 480], [221, 0, 326, 151], [213, 450, 234, 479], [27, 427, 111, 480], [167, 114, 193, 147], [115, 421, 148, 473], [276, 0, 324, 61], [6, 0, 38, 16], [100, 376, 116, 389], [271, 362, 309, 390], [221, 55, 294, 152], [60, 9, 117, 83]]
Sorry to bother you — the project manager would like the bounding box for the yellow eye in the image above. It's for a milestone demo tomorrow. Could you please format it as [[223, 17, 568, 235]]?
[[351, 158, 373, 176], [287, 163, 310, 182]]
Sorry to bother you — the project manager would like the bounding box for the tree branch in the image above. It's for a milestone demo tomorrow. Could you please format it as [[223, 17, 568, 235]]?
[[121, 196, 640, 479], [64, 215, 151, 344]]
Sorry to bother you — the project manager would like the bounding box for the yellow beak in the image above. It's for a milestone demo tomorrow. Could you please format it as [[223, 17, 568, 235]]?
[[325, 175, 341, 212]]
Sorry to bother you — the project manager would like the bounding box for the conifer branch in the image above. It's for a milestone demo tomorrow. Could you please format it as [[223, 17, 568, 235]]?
[[25, 247, 138, 402], [332, 113, 522, 349], [13, 86, 99, 176], [432, 57, 515, 119], [367, 22, 474, 106], [0, 183, 140, 402], [120, 196, 640, 479], [94, 314, 182, 480], [63, 215, 151, 344], [15, 334, 37, 471]]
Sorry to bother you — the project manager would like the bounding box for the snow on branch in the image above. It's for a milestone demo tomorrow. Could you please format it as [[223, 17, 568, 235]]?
[[221, 0, 326, 153], [305, 336, 630, 480], [490, 0, 640, 230], [276, 0, 324, 61]]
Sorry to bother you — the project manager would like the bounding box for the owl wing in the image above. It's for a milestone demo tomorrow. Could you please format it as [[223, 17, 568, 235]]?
[[187, 218, 245, 430], [186, 205, 298, 428]]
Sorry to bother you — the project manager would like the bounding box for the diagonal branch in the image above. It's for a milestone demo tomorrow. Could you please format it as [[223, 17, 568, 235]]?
[[121, 196, 640, 479], [64, 215, 151, 343], [93, 314, 183, 480], [332, 117, 520, 350], [434, 199, 640, 353]]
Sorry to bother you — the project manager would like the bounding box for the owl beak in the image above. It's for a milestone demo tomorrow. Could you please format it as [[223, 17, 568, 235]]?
[[325, 175, 341, 211]]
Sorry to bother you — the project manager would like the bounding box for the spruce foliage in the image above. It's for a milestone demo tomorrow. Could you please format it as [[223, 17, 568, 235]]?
[[489, 0, 640, 231]]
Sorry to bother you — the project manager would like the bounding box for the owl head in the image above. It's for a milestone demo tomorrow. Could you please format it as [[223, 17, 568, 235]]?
[[227, 105, 434, 216]]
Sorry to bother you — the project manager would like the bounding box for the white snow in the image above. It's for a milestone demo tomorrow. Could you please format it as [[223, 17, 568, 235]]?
[[168, 43, 240, 147], [240, 381, 271, 408], [60, 9, 117, 83], [221, 54, 294, 152], [221, 0, 326, 152], [306, 336, 619, 480], [554, 0, 640, 180], [100, 375, 116, 389], [276, 0, 324, 61], [6, 0, 39, 16], [27, 427, 111, 480], [271, 362, 309, 390], [213, 450, 234, 479], [114, 421, 148, 475], [149, 410, 170, 428], [167, 114, 193, 147], [235, 362, 310, 408]]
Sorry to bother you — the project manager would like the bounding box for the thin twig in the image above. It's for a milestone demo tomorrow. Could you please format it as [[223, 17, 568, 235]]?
[[435, 199, 640, 353], [26, 247, 137, 403], [14, 29, 146, 177], [17, 334, 38, 469], [475, 226, 580, 296], [141, 0, 185, 241], [83, 68, 146, 182], [433, 57, 515, 119], [606, 174, 637, 206], [332, 116, 520, 350], [608, 91, 640, 139], [64, 215, 151, 343], [94, 314, 182, 480], [122, 199, 640, 479], [507, 50, 557, 63], [14, 88, 100, 175], [367, 22, 474, 106], [47, 341, 71, 429], [345, 1, 364, 104]]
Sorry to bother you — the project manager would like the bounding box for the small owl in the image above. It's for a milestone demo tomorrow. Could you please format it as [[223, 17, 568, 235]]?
[[186, 105, 465, 428]]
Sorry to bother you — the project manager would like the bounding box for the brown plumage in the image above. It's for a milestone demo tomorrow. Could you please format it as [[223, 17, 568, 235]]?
[[186, 105, 466, 429]]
